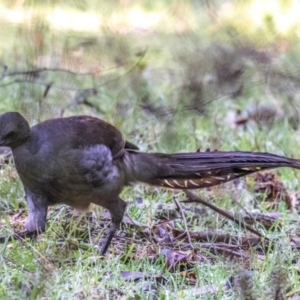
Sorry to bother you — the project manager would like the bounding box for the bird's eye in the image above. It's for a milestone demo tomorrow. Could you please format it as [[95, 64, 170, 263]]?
[[4, 131, 16, 139]]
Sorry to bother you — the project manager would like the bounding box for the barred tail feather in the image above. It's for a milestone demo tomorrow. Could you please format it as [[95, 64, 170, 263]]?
[[144, 151, 300, 189]]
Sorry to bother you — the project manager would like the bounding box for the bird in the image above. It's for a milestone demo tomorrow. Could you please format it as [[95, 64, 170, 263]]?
[[0, 111, 300, 255]]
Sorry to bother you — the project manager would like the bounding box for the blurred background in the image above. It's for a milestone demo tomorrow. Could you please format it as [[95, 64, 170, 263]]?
[[2, 3, 300, 298], [1, 0, 300, 154]]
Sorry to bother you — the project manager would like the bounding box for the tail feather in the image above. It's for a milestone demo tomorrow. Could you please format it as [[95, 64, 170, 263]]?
[[145, 151, 300, 189]]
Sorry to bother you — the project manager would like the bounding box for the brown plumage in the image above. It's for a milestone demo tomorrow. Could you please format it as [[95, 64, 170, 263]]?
[[0, 111, 299, 255]]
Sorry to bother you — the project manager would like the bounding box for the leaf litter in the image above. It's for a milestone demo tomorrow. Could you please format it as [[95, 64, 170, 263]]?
[[2, 168, 300, 298]]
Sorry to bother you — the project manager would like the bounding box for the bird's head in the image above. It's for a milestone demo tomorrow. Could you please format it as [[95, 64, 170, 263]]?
[[0, 112, 31, 149]]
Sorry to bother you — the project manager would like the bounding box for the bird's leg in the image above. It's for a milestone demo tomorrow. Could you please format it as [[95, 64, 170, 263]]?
[[25, 189, 48, 234], [99, 222, 118, 255], [0, 189, 48, 243], [99, 197, 127, 255]]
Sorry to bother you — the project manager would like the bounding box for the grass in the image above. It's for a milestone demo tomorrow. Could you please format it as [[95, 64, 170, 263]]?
[[1, 1, 300, 299]]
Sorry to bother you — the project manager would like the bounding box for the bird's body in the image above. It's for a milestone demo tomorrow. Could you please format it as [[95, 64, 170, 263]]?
[[12, 116, 127, 210], [0, 111, 300, 254]]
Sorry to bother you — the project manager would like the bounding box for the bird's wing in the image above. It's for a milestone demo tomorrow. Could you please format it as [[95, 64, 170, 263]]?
[[32, 115, 138, 159]]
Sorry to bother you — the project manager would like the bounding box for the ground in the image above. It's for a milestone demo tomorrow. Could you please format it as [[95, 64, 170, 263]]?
[[1, 1, 300, 299]]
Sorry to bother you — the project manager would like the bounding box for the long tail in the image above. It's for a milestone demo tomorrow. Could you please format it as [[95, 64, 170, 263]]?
[[130, 151, 300, 189]]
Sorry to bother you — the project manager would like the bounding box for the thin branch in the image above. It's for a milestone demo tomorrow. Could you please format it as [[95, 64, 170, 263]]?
[[0, 48, 148, 92], [4, 67, 101, 77], [183, 190, 264, 238], [173, 197, 194, 248], [0, 229, 51, 271]]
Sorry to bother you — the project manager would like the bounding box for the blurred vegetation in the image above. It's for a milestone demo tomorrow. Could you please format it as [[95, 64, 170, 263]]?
[[0, 0, 300, 153], [1, 0, 300, 299]]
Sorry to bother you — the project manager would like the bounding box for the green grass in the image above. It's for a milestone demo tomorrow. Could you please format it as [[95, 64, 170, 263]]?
[[1, 1, 300, 299]]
